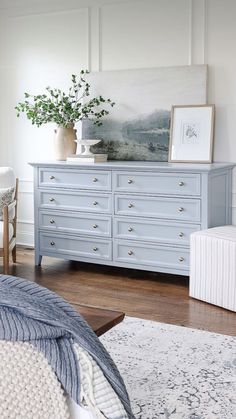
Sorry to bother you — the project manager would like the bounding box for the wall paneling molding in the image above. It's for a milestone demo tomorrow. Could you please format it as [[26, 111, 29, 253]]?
[[203, 0, 207, 65], [89, 6, 101, 71], [188, 0, 193, 65]]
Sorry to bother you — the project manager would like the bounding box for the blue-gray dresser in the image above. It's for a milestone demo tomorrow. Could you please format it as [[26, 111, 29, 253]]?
[[30, 161, 234, 276]]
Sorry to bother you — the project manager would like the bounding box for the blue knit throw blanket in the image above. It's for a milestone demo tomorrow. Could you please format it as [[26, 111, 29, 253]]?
[[0, 275, 134, 418]]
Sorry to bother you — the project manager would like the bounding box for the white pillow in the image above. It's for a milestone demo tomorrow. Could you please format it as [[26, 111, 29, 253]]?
[[0, 187, 15, 220]]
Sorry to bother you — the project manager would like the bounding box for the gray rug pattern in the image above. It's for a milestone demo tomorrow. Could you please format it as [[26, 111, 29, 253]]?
[[100, 317, 236, 419]]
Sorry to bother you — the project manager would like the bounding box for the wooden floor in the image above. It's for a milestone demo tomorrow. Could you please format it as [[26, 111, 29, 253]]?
[[2, 246, 236, 336]]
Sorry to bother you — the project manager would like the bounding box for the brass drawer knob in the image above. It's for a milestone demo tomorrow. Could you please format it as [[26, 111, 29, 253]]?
[[50, 241, 55, 246], [128, 179, 133, 184], [128, 203, 133, 208], [93, 177, 98, 183], [178, 207, 184, 212], [178, 232, 184, 238], [179, 181, 184, 186], [93, 224, 98, 229], [93, 246, 98, 252], [179, 257, 184, 262], [128, 250, 133, 256], [50, 219, 55, 224], [93, 201, 98, 206], [128, 227, 133, 232], [49, 198, 55, 202], [50, 175, 55, 180]]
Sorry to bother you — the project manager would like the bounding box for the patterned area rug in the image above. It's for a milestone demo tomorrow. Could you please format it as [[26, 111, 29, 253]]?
[[100, 317, 236, 419]]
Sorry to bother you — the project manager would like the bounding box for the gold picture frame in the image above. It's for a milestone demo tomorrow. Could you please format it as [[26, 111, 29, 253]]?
[[168, 104, 215, 163]]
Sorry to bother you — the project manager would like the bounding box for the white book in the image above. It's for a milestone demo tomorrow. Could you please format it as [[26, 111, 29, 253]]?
[[67, 154, 108, 163]]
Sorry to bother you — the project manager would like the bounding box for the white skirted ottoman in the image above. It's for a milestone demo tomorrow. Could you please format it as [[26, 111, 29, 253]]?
[[190, 226, 236, 312]]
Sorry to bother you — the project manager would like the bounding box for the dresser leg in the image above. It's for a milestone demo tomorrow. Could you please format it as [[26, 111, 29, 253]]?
[[35, 254, 42, 266]]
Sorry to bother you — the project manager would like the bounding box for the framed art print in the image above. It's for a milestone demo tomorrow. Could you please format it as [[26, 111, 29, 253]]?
[[169, 105, 215, 163]]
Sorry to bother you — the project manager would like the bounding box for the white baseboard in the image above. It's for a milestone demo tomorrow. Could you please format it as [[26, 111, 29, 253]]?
[[17, 221, 34, 247]]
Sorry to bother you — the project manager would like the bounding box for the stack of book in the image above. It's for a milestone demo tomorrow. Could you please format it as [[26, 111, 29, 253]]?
[[67, 154, 107, 163]]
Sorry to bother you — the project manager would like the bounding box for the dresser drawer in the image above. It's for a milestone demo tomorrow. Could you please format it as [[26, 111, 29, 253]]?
[[115, 195, 201, 222], [39, 168, 111, 191], [114, 171, 201, 196], [114, 217, 200, 245], [40, 233, 112, 260], [39, 210, 111, 237], [39, 190, 112, 213], [114, 240, 189, 270]]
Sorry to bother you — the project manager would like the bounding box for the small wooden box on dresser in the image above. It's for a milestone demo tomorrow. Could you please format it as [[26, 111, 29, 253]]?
[[30, 161, 234, 276]]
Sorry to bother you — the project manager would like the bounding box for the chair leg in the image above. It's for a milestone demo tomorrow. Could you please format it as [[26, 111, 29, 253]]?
[[12, 245, 16, 263], [3, 249, 9, 274], [3, 205, 10, 274]]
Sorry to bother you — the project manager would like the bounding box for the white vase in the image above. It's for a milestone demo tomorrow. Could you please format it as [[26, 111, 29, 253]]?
[[54, 123, 77, 161]]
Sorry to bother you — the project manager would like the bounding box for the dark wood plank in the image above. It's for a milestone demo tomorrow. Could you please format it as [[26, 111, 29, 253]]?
[[72, 303, 125, 336], [4, 247, 236, 337]]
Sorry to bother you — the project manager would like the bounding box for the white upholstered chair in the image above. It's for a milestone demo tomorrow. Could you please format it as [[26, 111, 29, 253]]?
[[0, 167, 18, 274]]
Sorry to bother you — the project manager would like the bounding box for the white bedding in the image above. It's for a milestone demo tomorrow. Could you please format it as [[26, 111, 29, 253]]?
[[67, 397, 97, 419], [0, 340, 127, 419]]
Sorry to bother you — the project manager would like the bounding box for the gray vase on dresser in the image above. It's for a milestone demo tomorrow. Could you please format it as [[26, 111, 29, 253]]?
[[30, 161, 234, 276]]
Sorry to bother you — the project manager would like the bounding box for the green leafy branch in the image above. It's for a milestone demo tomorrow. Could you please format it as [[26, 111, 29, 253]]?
[[15, 70, 115, 127]]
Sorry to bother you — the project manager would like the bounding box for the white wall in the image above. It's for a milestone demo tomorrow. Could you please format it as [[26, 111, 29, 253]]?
[[0, 0, 236, 245]]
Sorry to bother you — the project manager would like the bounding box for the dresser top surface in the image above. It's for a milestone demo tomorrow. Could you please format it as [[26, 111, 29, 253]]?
[[29, 160, 235, 172]]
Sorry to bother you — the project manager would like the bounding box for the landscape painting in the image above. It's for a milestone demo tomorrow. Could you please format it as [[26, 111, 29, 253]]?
[[82, 65, 207, 161]]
